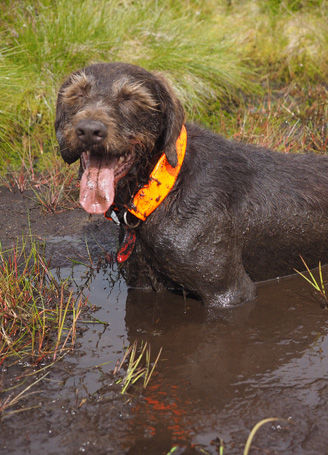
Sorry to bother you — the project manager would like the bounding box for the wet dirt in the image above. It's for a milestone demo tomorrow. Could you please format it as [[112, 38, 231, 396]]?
[[1, 187, 328, 454]]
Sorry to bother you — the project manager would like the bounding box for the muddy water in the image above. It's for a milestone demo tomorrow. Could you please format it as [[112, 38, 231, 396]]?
[[1, 190, 328, 454], [2, 260, 328, 454]]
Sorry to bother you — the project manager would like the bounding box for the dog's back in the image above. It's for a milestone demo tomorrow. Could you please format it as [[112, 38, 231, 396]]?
[[176, 124, 328, 281]]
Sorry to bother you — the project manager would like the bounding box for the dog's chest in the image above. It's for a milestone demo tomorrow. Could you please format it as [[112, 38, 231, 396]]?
[[138, 212, 220, 271]]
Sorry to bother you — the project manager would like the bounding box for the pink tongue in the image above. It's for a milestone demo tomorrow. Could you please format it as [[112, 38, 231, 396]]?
[[79, 155, 116, 214]]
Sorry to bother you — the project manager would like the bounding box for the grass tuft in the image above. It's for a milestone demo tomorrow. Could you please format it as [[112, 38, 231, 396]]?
[[295, 256, 328, 306], [0, 0, 261, 182], [0, 0, 255, 174], [213, 0, 328, 83], [0, 238, 87, 366], [114, 340, 163, 395]]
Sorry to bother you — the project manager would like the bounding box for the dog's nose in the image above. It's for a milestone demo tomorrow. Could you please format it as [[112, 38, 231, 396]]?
[[75, 120, 107, 145]]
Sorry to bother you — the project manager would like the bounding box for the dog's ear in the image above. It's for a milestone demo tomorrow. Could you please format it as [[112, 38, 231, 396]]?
[[154, 73, 185, 167], [55, 99, 80, 164], [54, 99, 70, 163]]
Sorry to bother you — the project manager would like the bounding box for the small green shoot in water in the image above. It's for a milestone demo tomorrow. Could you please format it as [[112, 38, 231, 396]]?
[[243, 417, 289, 455], [295, 256, 327, 306], [114, 340, 163, 394]]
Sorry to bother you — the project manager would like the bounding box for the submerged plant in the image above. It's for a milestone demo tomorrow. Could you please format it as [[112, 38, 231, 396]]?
[[114, 340, 163, 394], [0, 371, 49, 419], [294, 256, 327, 306], [0, 238, 87, 365]]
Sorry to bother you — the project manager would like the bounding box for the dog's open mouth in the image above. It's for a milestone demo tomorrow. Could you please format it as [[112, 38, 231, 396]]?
[[79, 151, 134, 214]]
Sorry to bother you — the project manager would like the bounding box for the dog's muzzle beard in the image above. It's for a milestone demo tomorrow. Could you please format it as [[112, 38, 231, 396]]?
[[79, 150, 135, 215], [73, 116, 135, 215]]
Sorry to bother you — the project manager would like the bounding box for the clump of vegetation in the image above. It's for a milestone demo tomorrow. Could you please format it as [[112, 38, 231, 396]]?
[[0, 238, 87, 366], [203, 84, 328, 155], [29, 157, 79, 213], [114, 340, 163, 394], [213, 0, 328, 82], [0, 0, 253, 173]]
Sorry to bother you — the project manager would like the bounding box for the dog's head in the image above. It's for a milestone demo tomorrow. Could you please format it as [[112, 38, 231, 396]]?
[[55, 63, 184, 214]]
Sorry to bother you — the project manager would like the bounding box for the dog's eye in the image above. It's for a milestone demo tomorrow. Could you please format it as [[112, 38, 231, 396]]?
[[61, 73, 93, 106], [113, 79, 157, 112], [61, 88, 87, 107], [119, 91, 132, 102]]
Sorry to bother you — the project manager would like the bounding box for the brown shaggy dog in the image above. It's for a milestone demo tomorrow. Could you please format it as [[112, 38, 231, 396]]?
[[55, 62, 328, 315]]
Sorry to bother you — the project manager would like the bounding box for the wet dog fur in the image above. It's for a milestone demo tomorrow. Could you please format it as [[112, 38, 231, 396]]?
[[55, 62, 328, 313]]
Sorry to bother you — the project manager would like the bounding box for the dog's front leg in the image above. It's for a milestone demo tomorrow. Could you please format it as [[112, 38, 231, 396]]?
[[199, 262, 256, 315], [182, 239, 256, 313]]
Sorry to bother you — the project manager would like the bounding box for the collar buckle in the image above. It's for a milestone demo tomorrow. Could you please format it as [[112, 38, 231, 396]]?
[[123, 210, 141, 229]]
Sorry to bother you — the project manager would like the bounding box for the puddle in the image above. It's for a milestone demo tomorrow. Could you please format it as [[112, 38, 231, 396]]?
[[0, 186, 327, 454], [2, 251, 328, 454]]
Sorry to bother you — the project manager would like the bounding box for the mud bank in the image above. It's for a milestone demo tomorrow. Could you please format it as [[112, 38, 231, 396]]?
[[0, 186, 119, 267]]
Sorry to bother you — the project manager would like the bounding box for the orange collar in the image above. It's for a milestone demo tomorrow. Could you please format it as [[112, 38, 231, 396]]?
[[127, 124, 187, 221]]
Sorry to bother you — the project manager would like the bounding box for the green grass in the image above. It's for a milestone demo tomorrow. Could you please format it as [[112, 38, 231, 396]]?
[[0, 0, 254, 174], [213, 0, 328, 83], [0, 0, 328, 198], [114, 340, 163, 394], [1, 0, 327, 199], [203, 84, 328, 155], [0, 237, 87, 366]]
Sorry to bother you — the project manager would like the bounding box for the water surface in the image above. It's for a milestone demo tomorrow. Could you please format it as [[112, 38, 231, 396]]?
[[2, 256, 328, 454]]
